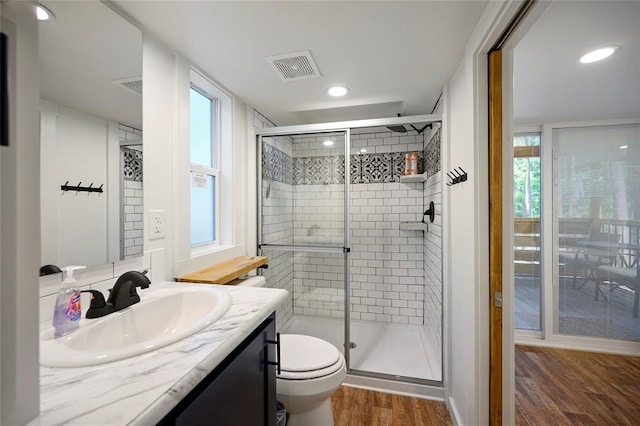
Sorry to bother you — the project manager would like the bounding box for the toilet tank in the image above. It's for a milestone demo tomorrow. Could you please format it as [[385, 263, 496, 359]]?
[[229, 276, 266, 287]]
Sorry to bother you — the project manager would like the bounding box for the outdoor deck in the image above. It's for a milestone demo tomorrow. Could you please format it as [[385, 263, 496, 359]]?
[[515, 275, 640, 341]]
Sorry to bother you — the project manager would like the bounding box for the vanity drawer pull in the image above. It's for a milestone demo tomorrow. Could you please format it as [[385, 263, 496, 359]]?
[[266, 332, 281, 375]]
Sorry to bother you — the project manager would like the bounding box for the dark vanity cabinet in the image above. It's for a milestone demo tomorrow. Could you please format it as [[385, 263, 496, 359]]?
[[160, 313, 278, 426]]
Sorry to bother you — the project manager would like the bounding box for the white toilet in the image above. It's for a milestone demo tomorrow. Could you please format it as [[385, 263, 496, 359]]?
[[276, 334, 346, 426], [233, 275, 347, 426]]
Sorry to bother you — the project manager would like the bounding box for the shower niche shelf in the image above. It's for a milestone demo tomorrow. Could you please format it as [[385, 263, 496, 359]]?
[[399, 222, 428, 232], [399, 173, 427, 183]]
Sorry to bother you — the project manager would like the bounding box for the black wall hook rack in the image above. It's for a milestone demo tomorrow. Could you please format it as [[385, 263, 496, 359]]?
[[61, 181, 104, 193], [446, 167, 467, 186]]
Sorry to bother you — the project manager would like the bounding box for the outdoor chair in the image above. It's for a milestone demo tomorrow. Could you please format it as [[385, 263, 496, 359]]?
[[596, 263, 639, 318]]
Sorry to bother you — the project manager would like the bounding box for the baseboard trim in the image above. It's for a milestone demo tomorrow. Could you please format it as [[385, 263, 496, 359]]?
[[343, 374, 445, 400], [446, 396, 462, 426], [515, 335, 640, 356]]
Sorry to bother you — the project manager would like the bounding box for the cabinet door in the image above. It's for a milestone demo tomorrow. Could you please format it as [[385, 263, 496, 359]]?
[[172, 314, 277, 426]]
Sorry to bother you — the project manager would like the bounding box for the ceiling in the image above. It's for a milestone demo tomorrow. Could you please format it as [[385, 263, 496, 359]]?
[[39, 1, 637, 131], [112, 0, 488, 126], [514, 1, 640, 125]]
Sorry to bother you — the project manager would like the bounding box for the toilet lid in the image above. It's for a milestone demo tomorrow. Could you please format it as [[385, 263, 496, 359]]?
[[278, 334, 342, 379]]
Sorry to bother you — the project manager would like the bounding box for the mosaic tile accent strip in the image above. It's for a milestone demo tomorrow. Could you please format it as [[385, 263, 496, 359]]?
[[263, 144, 427, 185], [122, 148, 143, 182], [293, 151, 423, 185], [424, 128, 441, 178], [263, 143, 293, 184]]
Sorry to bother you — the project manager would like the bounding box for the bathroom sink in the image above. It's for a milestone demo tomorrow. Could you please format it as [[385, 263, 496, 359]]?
[[40, 284, 232, 367]]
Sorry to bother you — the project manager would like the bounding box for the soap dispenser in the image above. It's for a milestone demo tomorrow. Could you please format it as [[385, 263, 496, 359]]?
[[52, 266, 86, 337]]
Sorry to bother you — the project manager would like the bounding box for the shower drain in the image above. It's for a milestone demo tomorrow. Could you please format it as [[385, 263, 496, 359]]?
[[344, 341, 357, 349]]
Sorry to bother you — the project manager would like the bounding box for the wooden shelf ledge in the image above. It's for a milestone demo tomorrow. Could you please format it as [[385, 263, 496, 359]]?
[[176, 256, 268, 285]]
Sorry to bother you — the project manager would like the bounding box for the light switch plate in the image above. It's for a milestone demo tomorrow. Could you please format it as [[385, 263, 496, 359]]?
[[149, 210, 165, 240]]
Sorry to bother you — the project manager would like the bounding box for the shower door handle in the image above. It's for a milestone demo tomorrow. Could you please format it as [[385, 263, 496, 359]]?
[[266, 332, 281, 375]]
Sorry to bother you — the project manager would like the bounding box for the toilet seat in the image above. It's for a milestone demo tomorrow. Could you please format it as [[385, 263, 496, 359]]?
[[278, 334, 343, 380]]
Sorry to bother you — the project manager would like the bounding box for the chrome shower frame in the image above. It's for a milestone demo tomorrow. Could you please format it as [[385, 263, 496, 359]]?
[[256, 114, 442, 386]]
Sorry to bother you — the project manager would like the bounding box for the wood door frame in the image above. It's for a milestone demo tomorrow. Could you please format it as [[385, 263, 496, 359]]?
[[488, 2, 551, 425], [488, 49, 504, 426]]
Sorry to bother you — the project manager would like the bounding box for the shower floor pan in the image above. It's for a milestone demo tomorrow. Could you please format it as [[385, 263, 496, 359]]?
[[282, 315, 441, 382]]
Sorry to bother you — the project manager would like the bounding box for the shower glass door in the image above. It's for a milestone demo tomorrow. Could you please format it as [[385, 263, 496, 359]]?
[[258, 129, 352, 365], [257, 115, 443, 385], [346, 124, 442, 382]]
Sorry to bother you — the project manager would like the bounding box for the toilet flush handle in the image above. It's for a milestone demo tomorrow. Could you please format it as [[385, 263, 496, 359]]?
[[266, 332, 281, 375]]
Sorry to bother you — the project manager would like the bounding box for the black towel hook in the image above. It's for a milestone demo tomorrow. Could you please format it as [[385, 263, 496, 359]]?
[[446, 167, 468, 186]]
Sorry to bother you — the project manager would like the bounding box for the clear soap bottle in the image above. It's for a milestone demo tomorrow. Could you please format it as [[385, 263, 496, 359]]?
[[52, 266, 85, 337]]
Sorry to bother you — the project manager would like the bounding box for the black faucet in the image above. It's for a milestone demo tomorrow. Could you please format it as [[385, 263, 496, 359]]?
[[82, 270, 150, 319], [108, 270, 151, 311]]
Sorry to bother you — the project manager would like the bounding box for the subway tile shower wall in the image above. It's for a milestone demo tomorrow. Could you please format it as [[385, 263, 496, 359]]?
[[255, 110, 295, 325], [258, 116, 442, 328], [423, 126, 442, 352], [288, 130, 427, 325], [120, 124, 143, 258]]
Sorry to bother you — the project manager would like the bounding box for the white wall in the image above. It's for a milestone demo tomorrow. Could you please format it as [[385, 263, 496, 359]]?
[[0, 3, 40, 424], [444, 1, 520, 425], [40, 102, 132, 267], [40, 102, 110, 267], [142, 36, 175, 281]]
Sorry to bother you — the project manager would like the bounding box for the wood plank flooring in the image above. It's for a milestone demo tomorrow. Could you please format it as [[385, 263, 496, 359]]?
[[515, 345, 640, 425], [331, 346, 639, 425], [332, 386, 452, 426]]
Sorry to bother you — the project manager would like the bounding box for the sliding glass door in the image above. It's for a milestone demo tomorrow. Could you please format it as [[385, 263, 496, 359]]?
[[554, 123, 640, 341]]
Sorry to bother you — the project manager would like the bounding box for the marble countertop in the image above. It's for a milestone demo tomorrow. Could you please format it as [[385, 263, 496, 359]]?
[[29, 282, 288, 426]]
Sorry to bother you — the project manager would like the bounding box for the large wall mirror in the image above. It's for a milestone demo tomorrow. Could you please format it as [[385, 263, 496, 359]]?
[[39, 0, 143, 269]]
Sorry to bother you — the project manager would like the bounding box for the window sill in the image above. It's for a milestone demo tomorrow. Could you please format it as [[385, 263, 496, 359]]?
[[177, 245, 245, 278], [191, 242, 224, 259]]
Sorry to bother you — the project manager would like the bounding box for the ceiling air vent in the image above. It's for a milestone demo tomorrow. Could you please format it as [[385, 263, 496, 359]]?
[[266, 51, 321, 82], [112, 77, 143, 96]]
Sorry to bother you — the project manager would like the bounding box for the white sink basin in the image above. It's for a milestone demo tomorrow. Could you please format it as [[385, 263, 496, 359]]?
[[40, 284, 232, 367]]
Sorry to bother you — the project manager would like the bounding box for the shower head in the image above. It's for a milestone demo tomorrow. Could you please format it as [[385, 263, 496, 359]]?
[[387, 125, 408, 133]]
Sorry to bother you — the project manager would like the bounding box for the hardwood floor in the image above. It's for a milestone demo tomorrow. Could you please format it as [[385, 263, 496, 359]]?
[[332, 386, 452, 426], [515, 345, 640, 425], [330, 346, 639, 425]]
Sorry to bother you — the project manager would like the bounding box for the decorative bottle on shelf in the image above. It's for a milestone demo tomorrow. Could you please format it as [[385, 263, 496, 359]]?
[[52, 265, 85, 337], [404, 152, 419, 175]]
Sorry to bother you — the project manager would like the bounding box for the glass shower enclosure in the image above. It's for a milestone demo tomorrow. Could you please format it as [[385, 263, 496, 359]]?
[[257, 115, 442, 385]]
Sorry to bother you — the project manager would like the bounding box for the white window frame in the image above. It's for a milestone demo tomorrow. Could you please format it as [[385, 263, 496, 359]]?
[[189, 78, 221, 255]]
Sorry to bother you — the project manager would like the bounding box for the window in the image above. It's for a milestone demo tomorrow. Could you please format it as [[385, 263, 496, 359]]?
[[190, 86, 219, 247], [514, 133, 541, 218], [513, 132, 542, 331]]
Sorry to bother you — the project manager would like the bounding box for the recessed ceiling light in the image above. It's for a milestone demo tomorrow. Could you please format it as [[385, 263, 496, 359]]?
[[579, 46, 618, 64], [323, 140, 334, 146], [327, 86, 349, 97], [36, 4, 55, 22], [620, 145, 628, 149]]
